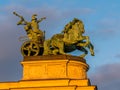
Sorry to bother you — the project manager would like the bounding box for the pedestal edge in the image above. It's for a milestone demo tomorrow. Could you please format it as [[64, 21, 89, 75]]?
[[23, 55, 86, 63]]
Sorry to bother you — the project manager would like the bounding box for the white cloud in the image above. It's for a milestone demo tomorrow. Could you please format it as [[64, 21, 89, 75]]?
[[90, 63, 120, 90]]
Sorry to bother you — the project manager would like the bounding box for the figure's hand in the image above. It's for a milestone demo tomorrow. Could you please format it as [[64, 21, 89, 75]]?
[[42, 17, 46, 19], [17, 23, 20, 25], [38, 17, 46, 23], [17, 21, 21, 25]]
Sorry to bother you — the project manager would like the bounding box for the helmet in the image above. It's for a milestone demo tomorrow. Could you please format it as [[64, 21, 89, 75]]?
[[32, 14, 37, 20]]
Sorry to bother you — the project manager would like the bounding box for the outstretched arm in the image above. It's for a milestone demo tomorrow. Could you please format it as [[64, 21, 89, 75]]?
[[37, 17, 46, 23]]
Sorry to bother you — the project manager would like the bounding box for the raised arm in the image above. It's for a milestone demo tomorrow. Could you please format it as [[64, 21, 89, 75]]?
[[13, 12, 27, 25], [37, 17, 46, 23]]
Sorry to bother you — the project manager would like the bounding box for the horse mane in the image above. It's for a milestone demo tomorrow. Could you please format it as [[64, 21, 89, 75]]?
[[62, 18, 83, 33]]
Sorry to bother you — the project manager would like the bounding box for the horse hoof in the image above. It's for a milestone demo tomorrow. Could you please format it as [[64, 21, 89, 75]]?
[[91, 52, 95, 56], [79, 54, 86, 58]]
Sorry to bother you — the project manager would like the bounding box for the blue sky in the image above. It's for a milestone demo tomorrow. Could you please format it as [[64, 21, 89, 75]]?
[[0, 0, 120, 90]]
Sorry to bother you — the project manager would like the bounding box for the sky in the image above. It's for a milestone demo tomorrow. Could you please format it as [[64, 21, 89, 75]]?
[[0, 0, 120, 90]]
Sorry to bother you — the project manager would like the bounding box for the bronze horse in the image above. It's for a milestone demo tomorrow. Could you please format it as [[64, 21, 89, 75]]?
[[43, 18, 94, 58]]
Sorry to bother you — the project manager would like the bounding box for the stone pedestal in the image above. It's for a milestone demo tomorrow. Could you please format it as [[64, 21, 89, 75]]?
[[0, 55, 97, 90], [21, 55, 88, 80]]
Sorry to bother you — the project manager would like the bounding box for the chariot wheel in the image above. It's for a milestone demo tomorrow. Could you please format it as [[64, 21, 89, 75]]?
[[21, 41, 40, 56]]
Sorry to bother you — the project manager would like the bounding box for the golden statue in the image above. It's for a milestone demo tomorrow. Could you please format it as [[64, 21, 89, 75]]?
[[14, 12, 94, 58], [13, 12, 46, 56], [43, 18, 94, 58]]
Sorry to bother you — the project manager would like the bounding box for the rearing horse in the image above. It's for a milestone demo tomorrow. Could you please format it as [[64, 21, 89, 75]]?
[[43, 18, 94, 58]]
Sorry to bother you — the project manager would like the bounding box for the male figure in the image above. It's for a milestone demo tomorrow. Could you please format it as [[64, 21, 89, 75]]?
[[13, 12, 46, 43], [30, 14, 46, 42]]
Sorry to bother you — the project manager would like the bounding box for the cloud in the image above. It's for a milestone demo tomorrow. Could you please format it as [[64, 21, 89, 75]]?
[[98, 18, 118, 27], [87, 16, 120, 42], [114, 54, 120, 58], [89, 63, 120, 90], [97, 18, 120, 35]]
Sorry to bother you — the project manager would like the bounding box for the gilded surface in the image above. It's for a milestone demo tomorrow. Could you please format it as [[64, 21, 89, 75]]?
[[21, 56, 89, 80], [14, 12, 94, 57], [13, 12, 45, 56], [43, 18, 94, 57]]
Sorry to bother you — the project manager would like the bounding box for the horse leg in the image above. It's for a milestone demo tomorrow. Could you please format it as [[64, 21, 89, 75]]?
[[52, 48, 59, 55], [43, 39, 52, 55], [82, 36, 94, 56], [78, 36, 90, 47], [77, 46, 88, 58], [50, 40, 66, 55], [58, 42, 66, 55], [88, 42, 94, 56]]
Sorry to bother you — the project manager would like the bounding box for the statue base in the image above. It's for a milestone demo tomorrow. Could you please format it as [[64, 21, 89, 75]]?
[[0, 55, 97, 90], [21, 55, 88, 80]]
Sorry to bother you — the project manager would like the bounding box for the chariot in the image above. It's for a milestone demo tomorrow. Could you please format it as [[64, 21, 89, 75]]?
[[13, 12, 45, 56], [14, 11, 94, 58], [20, 34, 45, 56]]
